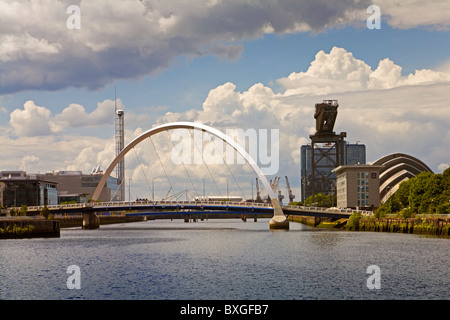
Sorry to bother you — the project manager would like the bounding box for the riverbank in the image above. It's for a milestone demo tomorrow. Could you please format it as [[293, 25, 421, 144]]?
[[289, 214, 450, 237], [348, 216, 450, 237], [0, 215, 145, 239], [56, 214, 145, 228], [0, 219, 60, 239]]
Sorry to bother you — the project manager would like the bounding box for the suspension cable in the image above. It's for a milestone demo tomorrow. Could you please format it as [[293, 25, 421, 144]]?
[[166, 130, 199, 196], [132, 147, 153, 197], [189, 128, 222, 196], [149, 135, 175, 199], [211, 134, 247, 200]]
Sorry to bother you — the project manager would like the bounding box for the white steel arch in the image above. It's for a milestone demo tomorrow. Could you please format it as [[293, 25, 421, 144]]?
[[91, 122, 287, 224]]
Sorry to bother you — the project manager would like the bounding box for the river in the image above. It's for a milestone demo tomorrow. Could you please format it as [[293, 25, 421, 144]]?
[[0, 218, 448, 300]]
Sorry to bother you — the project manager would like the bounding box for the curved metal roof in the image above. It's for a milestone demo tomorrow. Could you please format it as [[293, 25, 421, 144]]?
[[373, 153, 433, 203]]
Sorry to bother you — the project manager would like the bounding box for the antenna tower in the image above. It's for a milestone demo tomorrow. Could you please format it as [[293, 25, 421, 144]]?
[[115, 86, 125, 201]]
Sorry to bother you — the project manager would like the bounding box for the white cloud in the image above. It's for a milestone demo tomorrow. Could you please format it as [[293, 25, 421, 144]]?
[[53, 99, 116, 128], [438, 163, 449, 172], [1, 0, 449, 95], [21, 155, 40, 172], [376, 0, 450, 30], [8, 98, 128, 137], [0, 33, 62, 62], [9, 100, 62, 137], [1, 46, 449, 200], [0, 0, 377, 94], [278, 47, 450, 95]]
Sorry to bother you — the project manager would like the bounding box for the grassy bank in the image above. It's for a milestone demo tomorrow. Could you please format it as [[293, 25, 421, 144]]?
[[344, 212, 450, 237], [0, 224, 35, 237]]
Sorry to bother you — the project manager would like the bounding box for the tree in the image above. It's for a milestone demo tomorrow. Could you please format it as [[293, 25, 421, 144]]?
[[41, 206, 51, 219], [19, 204, 28, 216], [376, 168, 450, 216], [303, 193, 333, 207]]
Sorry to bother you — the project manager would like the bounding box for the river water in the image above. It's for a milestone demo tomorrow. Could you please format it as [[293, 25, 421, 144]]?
[[0, 219, 448, 300]]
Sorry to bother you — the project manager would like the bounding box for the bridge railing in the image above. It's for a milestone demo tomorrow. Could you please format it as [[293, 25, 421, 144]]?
[[283, 204, 374, 216], [17, 201, 373, 216], [19, 200, 273, 212]]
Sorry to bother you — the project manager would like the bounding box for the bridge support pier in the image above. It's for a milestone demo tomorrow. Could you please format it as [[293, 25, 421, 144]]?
[[83, 212, 100, 229], [269, 199, 289, 230], [269, 215, 290, 230]]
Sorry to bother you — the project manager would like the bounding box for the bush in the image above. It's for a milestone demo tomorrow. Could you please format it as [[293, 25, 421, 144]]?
[[346, 212, 362, 231]]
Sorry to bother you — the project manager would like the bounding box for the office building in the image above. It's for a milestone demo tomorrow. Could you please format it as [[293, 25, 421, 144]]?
[[0, 171, 58, 207], [42, 170, 121, 203], [300, 143, 366, 202], [333, 165, 383, 209]]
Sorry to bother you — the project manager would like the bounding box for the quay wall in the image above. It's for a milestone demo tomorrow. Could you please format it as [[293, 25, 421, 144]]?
[[58, 215, 145, 228], [289, 214, 450, 237], [0, 219, 60, 239], [351, 216, 450, 237]]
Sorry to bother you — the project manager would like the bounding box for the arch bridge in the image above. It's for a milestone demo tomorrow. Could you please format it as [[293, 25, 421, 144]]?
[[91, 121, 289, 230]]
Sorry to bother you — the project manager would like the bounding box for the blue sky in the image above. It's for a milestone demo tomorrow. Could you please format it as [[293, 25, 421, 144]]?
[[1, 0, 449, 199]]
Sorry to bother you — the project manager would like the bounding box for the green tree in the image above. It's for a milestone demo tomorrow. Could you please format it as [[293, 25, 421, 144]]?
[[41, 206, 51, 219], [304, 193, 333, 207], [19, 204, 28, 216], [377, 168, 450, 216]]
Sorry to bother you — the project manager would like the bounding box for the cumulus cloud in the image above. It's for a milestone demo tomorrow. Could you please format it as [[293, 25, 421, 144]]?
[[21, 155, 40, 172], [53, 99, 116, 128], [278, 47, 450, 95], [2, 46, 449, 199], [8, 98, 136, 137], [9, 100, 62, 137]]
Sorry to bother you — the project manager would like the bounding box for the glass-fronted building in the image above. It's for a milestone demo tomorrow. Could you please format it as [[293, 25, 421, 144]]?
[[300, 143, 366, 202], [0, 171, 58, 207]]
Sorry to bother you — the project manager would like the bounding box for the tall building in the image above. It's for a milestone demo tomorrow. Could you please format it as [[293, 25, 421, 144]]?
[[300, 142, 366, 202]]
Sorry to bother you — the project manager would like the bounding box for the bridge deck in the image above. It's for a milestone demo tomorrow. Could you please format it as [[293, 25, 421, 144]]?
[[8, 201, 373, 219]]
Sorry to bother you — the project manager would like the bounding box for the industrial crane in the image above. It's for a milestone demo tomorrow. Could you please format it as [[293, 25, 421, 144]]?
[[285, 176, 295, 204], [255, 178, 262, 202]]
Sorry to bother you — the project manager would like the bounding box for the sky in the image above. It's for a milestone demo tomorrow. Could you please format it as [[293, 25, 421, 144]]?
[[1, 0, 450, 201]]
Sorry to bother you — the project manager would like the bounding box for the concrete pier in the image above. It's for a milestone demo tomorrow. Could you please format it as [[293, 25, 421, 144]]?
[[82, 212, 100, 229], [269, 198, 289, 230], [269, 215, 290, 230]]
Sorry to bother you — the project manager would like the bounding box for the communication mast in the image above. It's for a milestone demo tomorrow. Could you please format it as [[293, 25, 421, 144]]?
[[115, 87, 125, 201]]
